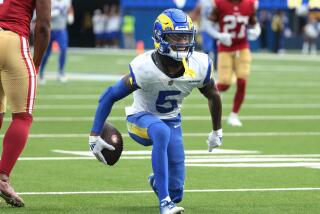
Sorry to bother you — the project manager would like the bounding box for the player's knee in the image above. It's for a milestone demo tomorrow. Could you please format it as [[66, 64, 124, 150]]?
[[148, 122, 171, 144], [170, 187, 184, 203], [12, 112, 33, 124], [217, 83, 230, 92]]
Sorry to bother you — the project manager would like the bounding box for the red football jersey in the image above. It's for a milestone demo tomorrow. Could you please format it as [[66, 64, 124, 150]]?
[[0, 0, 35, 38], [215, 0, 256, 52]]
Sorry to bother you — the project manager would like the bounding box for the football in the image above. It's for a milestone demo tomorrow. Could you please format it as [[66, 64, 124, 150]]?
[[100, 122, 123, 166]]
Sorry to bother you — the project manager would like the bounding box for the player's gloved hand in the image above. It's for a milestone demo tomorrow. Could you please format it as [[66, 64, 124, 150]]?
[[217, 32, 232, 47], [207, 129, 222, 152], [247, 23, 261, 41], [89, 135, 115, 164]]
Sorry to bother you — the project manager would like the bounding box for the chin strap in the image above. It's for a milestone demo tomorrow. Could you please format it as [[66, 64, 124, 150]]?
[[182, 58, 196, 78]]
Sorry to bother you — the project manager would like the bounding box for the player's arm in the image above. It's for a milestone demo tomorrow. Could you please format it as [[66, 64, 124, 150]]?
[[67, 4, 75, 25], [199, 79, 223, 152], [199, 79, 222, 131], [247, 1, 261, 41], [89, 74, 137, 163], [91, 74, 137, 136], [33, 0, 51, 71], [208, 3, 219, 23], [207, 2, 232, 47]]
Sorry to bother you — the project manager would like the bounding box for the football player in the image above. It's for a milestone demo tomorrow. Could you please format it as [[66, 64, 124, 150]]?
[[189, 0, 219, 70], [89, 9, 222, 214], [39, 0, 74, 84], [0, 0, 51, 207], [209, 0, 261, 126]]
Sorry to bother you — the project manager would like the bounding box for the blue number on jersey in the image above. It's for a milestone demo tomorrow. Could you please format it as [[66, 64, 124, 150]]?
[[156, 91, 181, 113]]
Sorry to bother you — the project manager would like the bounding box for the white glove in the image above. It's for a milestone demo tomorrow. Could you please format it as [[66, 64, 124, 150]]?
[[89, 136, 115, 165], [67, 14, 74, 25], [207, 129, 222, 152], [247, 23, 261, 41], [216, 32, 232, 47]]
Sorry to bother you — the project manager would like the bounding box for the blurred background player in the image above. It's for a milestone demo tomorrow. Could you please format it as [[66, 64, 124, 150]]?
[[88, 9, 222, 214], [39, 0, 74, 84], [0, 0, 50, 207], [209, 0, 261, 126], [92, 9, 105, 47], [302, 16, 319, 55], [189, 0, 219, 70]]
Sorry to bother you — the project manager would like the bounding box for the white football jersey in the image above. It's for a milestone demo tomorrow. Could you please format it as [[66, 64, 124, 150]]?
[[125, 50, 212, 119], [51, 0, 72, 30]]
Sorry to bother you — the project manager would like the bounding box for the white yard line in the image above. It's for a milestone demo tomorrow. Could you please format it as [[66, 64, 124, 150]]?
[[34, 103, 320, 110], [18, 157, 320, 163], [251, 65, 320, 73], [186, 163, 320, 167], [1, 132, 319, 139], [185, 158, 320, 163], [18, 187, 320, 195], [18, 150, 320, 170], [51, 149, 258, 157], [35, 94, 320, 100], [252, 53, 320, 61], [3, 115, 319, 122]]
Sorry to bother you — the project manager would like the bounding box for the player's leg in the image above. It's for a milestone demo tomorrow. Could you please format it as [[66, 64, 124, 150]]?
[[230, 49, 252, 126], [0, 70, 5, 130], [56, 29, 68, 82], [127, 112, 171, 199], [0, 33, 36, 207], [39, 31, 54, 83], [166, 120, 185, 204], [216, 51, 233, 92], [127, 112, 183, 213], [127, 113, 170, 199]]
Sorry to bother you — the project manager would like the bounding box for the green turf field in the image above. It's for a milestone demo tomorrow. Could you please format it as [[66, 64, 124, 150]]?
[[1, 50, 320, 213]]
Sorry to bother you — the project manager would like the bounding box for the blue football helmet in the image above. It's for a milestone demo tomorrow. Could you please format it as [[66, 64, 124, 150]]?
[[153, 9, 196, 61]]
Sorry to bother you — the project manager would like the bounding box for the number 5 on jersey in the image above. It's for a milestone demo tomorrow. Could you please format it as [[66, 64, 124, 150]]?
[[156, 91, 181, 113]]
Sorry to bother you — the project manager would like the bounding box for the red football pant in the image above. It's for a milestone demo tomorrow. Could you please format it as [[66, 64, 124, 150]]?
[[217, 78, 247, 113], [0, 113, 33, 177]]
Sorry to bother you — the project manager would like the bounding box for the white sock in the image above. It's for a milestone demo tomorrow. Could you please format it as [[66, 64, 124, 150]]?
[[161, 196, 171, 202]]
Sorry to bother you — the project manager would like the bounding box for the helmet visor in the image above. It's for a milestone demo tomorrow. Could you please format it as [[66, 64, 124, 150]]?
[[164, 32, 194, 51]]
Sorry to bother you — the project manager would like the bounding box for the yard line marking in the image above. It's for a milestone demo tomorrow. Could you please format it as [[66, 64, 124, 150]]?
[[185, 154, 320, 158], [44, 73, 122, 81], [17, 187, 320, 195], [37, 95, 99, 99], [52, 149, 259, 157], [18, 157, 320, 163], [186, 163, 320, 167], [185, 158, 320, 162], [252, 65, 320, 73], [35, 94, 320, 100], [253, 53, 320, 61], [2, 132, 319, 138], [70, 48, 320, 62], [34, 103, 320, 110], [3, 115, 320, 122]]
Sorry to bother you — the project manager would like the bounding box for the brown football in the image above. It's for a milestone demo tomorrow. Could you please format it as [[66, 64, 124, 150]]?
[[100, 122, 123, 166]]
